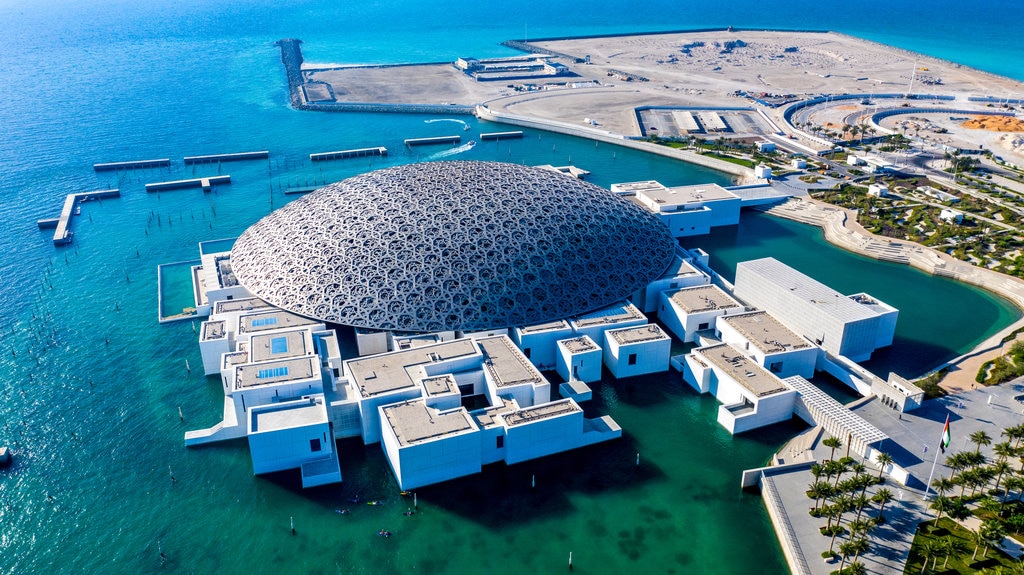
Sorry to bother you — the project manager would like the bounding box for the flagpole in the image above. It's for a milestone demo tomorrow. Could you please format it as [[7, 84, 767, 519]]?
[[923, 445, 940, 500], [923, 413, 951, 500]]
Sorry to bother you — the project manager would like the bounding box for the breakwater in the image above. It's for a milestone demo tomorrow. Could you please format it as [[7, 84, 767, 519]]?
[[276, 38, 305, 109], [183, 151, 269, 165], [93, 158, 170, 171]]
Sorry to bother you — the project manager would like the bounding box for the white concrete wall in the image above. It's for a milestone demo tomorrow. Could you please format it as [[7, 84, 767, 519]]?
[[248, 420, 332, 475], [513, 326, 573, 370], [199, 330, 230, 375], [356, 330, 389, 356], [479, 425, 506, 465], [718, 390, 796, 435], [556, 341, 602, 383], [633, 271, 710, 313], [358, 388, 424, 444], [385, 425, 482, 490], [658, 295, 739, 343], [503, 407, 585, 464], [682, 354, 712, 394], [709, 197, 742, 227], [660, 208, 712, 238], [603, 336, 671, 379]]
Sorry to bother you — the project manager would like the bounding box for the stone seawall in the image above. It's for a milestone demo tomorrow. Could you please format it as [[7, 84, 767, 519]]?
[[276, 38, 305, 109]]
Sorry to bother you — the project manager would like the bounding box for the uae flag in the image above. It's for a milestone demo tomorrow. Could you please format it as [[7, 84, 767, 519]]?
[[939, 415, 951, 453]]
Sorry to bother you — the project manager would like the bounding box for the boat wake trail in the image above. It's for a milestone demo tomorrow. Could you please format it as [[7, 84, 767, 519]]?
[[425, 118, 469, 131], [425, 140, 476, 160]]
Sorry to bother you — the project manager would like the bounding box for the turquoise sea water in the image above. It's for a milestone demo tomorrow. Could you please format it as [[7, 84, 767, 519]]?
[[1, 1, 1022, 573]]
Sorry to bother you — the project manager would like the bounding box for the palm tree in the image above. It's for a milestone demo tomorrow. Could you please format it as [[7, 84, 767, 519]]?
[[948, 451, 969, 480], [931, 495, 953, 526], [872, 488, 894, 522], [969, 527, 987, 561], [844, 561, 866, 575], [823, 436, 842, 461], [972, 430, 994, 454], [1003, 475, 1024, 501], [992, 460, 1013, 494], [808, 480, 833, 512], [932, 477, 954, 498], [874, 451, 894, 480], [919, 540, 942, 575], [994, 441, 1015, 463], [835, 536, 860, 572], [940, 535, 969, 569], [852, 493, 871, 522], [980, 519, 1007, 558], [827, 524, 848, 554]]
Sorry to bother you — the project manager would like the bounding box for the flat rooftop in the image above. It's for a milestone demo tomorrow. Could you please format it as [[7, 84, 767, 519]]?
[[737, 258, 885, 323], [638, 183, 737, 209], [517, 320, 572, 335], [382, 400, 476, 447], [661, 255, 704, 279], [235, 356, 317, 389], [250, 330, 308, 363], [610, 180, 667, 195], [478, 336, 544, 388], [422, 374, 458, 396], [719, 311, 812, 353], [214, 297, 271, 315], [202, 320, 226, 341], [668, 284, 742, 314], [608, 324, 669, 345], [251, 398, 326, 433], [560, 336, 598, 354], [696, 343, 791, 398], [571, 302, 646, 328], [239, 310, 320, 334], [470, 397, 518, 429], [347, 339, 480, 398], [504, 399, 580, 427]]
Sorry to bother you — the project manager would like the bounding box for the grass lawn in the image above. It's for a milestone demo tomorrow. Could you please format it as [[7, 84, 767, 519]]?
[[905, 518, 1018, 574], [698, 152, 755, 168]]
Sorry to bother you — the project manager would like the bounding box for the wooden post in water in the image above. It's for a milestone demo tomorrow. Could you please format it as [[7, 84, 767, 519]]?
[[291, 516, 295, 535], [569, 551, 573, 570]]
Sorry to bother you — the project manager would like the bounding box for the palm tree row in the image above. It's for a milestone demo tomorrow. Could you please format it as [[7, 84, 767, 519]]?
[[806, 436, 895, 574]]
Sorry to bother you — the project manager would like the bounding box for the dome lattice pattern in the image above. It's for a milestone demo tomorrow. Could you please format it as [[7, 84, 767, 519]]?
[[231, 161, 675, 332]]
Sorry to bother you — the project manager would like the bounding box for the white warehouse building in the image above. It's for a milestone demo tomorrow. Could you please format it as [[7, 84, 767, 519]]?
[[733, 258, 897, 362], [611, 181, 741, 237]]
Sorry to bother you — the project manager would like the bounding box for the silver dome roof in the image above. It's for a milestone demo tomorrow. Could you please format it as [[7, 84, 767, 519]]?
[[231, 161, 675, 332]]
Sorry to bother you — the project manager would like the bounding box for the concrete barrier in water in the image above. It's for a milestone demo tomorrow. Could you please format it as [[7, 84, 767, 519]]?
[[309, 147, 387, 161], [94, 159, 170, 171], [184, 151, 268, 164], [146, 175, 231, 193]]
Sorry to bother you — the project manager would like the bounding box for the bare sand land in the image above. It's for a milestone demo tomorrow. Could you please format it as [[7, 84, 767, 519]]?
[[303, 30, 1024, 141]]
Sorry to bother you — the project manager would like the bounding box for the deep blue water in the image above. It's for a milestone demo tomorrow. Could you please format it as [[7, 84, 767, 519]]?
[[0, 1, 1022, 573]]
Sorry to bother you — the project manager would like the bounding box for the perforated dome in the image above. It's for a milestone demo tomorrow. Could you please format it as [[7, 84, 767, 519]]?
[[230, 161, 675, 332]]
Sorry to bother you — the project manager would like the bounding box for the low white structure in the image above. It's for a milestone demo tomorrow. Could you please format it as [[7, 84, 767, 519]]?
[[791, 158, 807, 169], [862, 155, 897, 173], [847, 155, 864, 166], [512, 320, 573, 370], [867, 183, 890, 198], [612, 181, 741, 237], [568, 301, 648, 345], [379, 399, 482, 490], [939, 208, 963, 223], [756, 141, 776, 153], [192, 250, 251, 317], [248, 396, 342, 488], [658, 284, 745, 343], [754, 164, 772, 179], [715, 311, 817, 379], [603, 324, 671, 378], [556, 335, 602, 383], [683, 343, 798, 434], [734, 258, 898, 362], [918, 186, 959, 203], [871, 373, 925, 413]]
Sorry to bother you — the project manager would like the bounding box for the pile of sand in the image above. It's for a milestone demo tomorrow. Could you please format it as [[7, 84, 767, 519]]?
[[998, 133, 1024, 155], [961, 115, 1024, 132]]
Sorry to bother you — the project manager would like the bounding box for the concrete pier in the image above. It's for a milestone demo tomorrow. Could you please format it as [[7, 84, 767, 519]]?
[[284, 185, 321, 195], [309, 147, 387, 161], [480, 131, 524, 140], [146, 175, 231, 193], [404, 135, 461, 146], [43, 189, 120, 246], [93, 159, 170, 171], [183, 151, 269, 165]]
